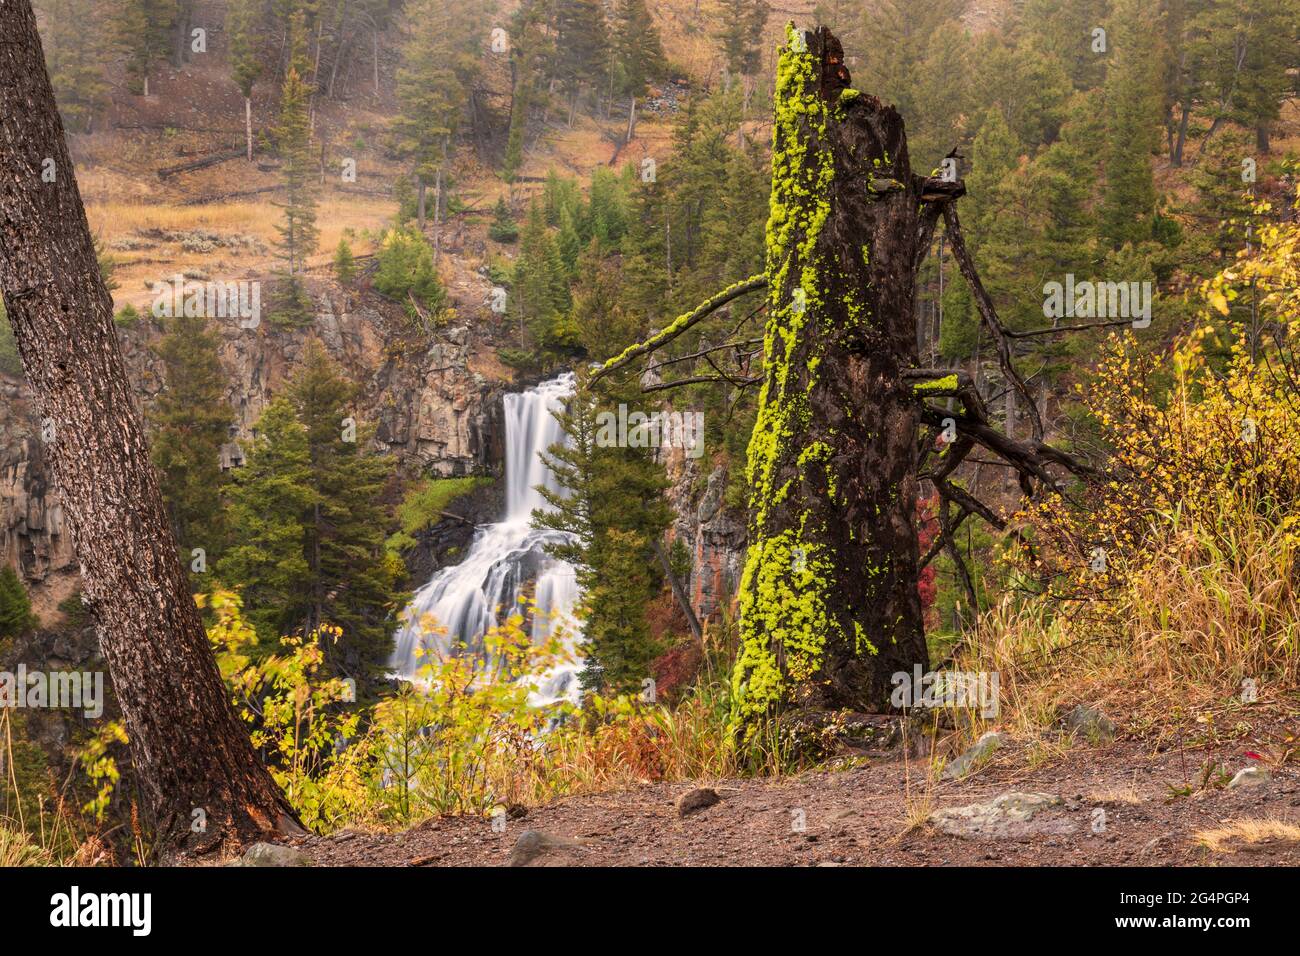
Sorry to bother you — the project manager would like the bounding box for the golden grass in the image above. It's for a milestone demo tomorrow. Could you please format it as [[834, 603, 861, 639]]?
[[956, 494, 1300, 746], [1194, 817, 1300, 853], [88, 194, 394, 309]]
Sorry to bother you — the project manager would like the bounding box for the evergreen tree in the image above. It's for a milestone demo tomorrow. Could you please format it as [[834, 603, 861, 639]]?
[[1186, 128, 1255, 266], [333, 236, 356, 284], [488, 197, 520, 243], [513, 199, 573, 349], [1099, 0, 1162, 250], [554, 0, 609, 122], [715, 0, 769, 80], [118, 0, 178, 97], [220, 345, 403, 690], [285, 342, 404, 687], [503, 0, 553, 181], [217, 398, 315, 645], [571, 241, 640, 360], [611, 0, 666, 137], [1019, 0, 1110, 92], [393, 0, 480, 228], [586, 167, 629, 249], [373, 225, 447, 319], [0, 565, 36, 638], [534, 380, 671, 696], [36, 0, 116, 130], [150, 312, 234, 564], [271, 50, 319, 324]]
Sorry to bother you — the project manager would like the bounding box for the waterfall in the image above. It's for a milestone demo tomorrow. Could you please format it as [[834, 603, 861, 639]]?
[[388, 373, 582, 703]]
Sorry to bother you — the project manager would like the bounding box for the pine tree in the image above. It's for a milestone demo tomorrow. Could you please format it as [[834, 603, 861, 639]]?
[[503, 0, 553, 182], [150, 312, 234, 565], [1099, 0, 1161, 250], [333, 236, 356, 284], [571, 241, 640, 360], [715, 0, 769, 80], [611, 0, 666, 138], [36, 0, 116, 131], [393, 0, 480, 229], [0, 565, 36, 638], [534, 380, 671, 696], [512, 199, 571, 348], [118, 0, 178, 97], [554, 0, 609, 123], [271, 51, 319, 324], [488, 197, 520, 243], [217, 398, 316, 645], [285, 342, 404, 688], [219, 344, 403, 690]]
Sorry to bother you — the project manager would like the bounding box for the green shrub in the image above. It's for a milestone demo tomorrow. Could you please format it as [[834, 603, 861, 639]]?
[[385, 476, 492, 555]]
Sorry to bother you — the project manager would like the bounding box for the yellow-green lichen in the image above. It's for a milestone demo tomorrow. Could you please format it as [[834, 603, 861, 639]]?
[[912, 373, 958, 394]]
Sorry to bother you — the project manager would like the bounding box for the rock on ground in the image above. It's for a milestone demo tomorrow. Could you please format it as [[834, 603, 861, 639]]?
[[507, 830, 588, 867], [233, 842, 313, 867], [1228, 766, 1271, 788], [675, 787, 721, 817], [942, 731, 1006, 780], [929, 792, 1073, 840], [1064, 703, 1117, 743]]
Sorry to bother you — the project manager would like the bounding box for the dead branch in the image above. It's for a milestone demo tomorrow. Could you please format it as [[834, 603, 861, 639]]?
[[941, 203, 1045, 442], [591, 275, 767, 383]]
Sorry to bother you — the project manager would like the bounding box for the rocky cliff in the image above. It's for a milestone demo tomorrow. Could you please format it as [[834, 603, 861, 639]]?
[[1, 277, 509, 614]]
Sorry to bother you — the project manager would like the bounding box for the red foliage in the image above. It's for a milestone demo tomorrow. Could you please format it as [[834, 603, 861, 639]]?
[[915, 495, 939, 626], [651, 640, 702, 705]]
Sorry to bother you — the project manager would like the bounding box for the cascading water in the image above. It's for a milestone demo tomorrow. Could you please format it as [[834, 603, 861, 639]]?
[[388, 373, 582, 703]]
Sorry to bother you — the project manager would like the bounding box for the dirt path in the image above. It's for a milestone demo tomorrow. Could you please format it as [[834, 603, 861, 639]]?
[[294, 738, 1300, 867]]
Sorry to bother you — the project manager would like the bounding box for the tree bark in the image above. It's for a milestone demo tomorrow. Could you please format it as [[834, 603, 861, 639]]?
[[730, 27, 932, 744], [0, 0, 300, 859]]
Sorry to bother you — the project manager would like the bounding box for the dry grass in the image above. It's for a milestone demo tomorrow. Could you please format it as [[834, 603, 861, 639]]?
[[1194, 817, 1300, 853], [958, 495, 1300, 746], [88, 195, 393, 309], [0, 825, 53, 867]]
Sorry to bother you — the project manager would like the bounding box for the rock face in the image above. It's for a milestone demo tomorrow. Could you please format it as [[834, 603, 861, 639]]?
[[661, 452, 747, 624], [0, 281, 509, 610], [0, 379, 77, 613]]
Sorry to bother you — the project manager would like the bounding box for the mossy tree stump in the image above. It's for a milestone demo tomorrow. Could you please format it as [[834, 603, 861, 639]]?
[[730, 26, 944, 744]]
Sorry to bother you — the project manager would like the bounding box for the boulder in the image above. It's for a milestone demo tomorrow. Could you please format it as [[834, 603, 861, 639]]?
[[942, 731, 1006, 780], [929, 792, 1070, 839]]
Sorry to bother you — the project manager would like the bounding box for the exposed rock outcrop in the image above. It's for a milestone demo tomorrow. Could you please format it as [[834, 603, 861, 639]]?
[[0, 279, 510, 611]]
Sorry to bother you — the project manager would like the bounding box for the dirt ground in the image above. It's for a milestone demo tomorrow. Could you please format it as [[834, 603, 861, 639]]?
[[293, 736, 1300, 867]]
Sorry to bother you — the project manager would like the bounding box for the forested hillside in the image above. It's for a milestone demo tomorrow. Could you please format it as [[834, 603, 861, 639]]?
[[1, 0, 1299, 884]]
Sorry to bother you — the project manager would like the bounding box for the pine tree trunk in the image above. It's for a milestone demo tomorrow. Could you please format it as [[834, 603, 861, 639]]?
[[245, 96, 254, 162], [731, 27, 930, 747], [0, 0, 300, 859]]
